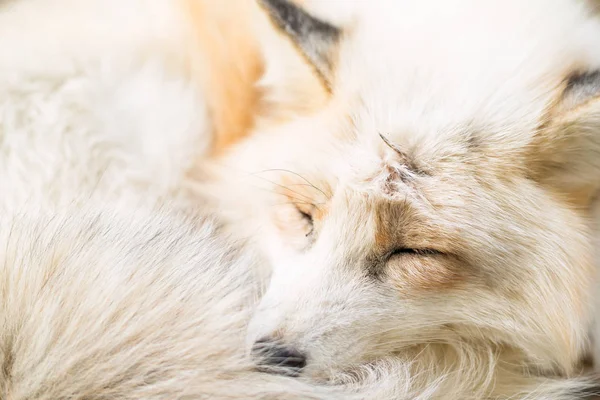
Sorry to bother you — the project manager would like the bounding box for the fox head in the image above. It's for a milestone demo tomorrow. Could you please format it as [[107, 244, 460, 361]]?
[[206, 0, 600, 389]]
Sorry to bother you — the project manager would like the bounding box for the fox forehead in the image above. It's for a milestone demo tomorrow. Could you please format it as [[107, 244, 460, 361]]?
[[249, 0, 600, 261], [254, 0, 600, 186], [310, 0, 600, 149]]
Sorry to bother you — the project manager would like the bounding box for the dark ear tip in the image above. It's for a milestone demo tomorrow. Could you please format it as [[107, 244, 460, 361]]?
[[256, 0, 269, 8], [256, 0, 296, 29], [255, 0, 340, 89], [257, 0, 288, 14]]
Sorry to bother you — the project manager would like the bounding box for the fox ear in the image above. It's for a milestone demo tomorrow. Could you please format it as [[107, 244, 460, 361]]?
[[257, 0, 341, 89], [529, 71, 600, 203]]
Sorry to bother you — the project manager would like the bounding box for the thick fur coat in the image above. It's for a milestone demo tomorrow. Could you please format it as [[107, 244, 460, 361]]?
[[2, 0, 600, 399]]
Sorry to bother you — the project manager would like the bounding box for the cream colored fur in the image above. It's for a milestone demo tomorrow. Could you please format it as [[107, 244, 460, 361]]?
[[0, 0, 452, 398], [2, 0, 600, 398], [0, 207, 363, 399], [0, 0, 210, 213], [201, 0, 600, 398], [5, 207, 598, 399]]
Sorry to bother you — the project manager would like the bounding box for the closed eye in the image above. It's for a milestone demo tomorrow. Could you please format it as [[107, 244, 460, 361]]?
[[296, 208, 314, 237], [389, 248, 442, 257]]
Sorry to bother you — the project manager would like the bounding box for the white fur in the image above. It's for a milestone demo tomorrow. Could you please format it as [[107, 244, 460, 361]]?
[[0, 207, 336, 399], [206, 0, 600, 398], [2, 0, 600, 398], [4, 207, 596, 399], [0, 1, 431, 398], [0, 0, 209, 212]]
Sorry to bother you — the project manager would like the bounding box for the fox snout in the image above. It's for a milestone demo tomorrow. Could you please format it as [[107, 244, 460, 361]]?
[[250, 336, 307, 376]]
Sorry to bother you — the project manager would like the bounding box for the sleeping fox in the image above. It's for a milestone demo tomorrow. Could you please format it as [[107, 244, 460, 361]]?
[[2, 0, 600, 398], [201, 0, 600, 397]]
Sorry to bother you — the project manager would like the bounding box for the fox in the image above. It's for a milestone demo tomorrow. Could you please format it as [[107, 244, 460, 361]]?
[[196, 0, 600, 398], [0, 0, 416, 399], [3, 0, 600, 398]]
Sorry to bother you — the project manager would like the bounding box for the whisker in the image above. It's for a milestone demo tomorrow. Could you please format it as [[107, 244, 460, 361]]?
[[271, 201, 324, 208], [248, 185, 324, 208], [249, 173, 317, 204], [249, 188, 326, 212], [254, 169, 330, 199]]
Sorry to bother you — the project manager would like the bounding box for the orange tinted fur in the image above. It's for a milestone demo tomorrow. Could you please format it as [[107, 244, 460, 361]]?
[[387, 257, 463, 293], [183, 0, 264, 155]]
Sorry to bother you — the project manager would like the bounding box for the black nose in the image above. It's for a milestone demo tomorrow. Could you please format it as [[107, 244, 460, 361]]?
[[251, 337, 307, 376]]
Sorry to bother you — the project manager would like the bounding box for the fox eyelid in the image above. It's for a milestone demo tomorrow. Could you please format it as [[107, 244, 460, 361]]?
[[294, 207, 314, 238], [298, 210, 313, 224], [389, 248, 441, 257]]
